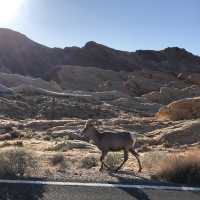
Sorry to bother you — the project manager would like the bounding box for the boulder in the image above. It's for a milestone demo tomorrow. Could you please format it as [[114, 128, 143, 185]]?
[[143, 85, 200, 104], [152, 120, 200, 146], [177, 72, 200, 85], [0, 72, 62, 92], [156, 97, 200, 121], [51, 65, 127, 92], [111, 97, 162, 117], [0, 84, 14, 95], [0, 133, 12, 140], [0, 97, 32, 119], [124, 75, 163, 96]]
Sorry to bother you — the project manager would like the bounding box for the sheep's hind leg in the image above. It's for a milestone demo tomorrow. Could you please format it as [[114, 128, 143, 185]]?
[[130, 149, 142, 172], [99, 151, 109, 171]]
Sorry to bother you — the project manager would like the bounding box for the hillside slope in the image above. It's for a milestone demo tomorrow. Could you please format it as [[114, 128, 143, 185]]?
[[0, 28, 64, 77]]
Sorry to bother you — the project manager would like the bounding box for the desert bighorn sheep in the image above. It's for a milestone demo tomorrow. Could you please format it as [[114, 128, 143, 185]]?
[[81, 120, 142, 172]]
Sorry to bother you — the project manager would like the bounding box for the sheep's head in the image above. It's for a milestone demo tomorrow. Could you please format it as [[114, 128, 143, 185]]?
[[81, 120, 96, 141], [85, 119, 94, 128]]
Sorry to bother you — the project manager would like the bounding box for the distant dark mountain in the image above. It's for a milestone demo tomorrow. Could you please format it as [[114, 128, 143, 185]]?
[[63, 41, 200, 73], [0, 28, 200, 79]]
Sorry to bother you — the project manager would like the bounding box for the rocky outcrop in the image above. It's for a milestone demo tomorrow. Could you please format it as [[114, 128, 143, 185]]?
[[152, 120, 200, 146], [48, 65, 187, 96], [0, 84, 14, 95], [143, 85, 200, 104], [49, 65, 127, 92], [124, 74, 164, 96], [0, 94, 118, 119], [178, 72, 200, 85], [0, 133, 12, 141], [13, 84, 94, 100], [156, 97, 200, 121], [0, 97, 32, 119], [0, 72, 62, 92], [110, 97, 162, 117]]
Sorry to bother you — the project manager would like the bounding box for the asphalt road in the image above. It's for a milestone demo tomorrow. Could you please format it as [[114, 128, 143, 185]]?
[[0, 181, 200, 200]]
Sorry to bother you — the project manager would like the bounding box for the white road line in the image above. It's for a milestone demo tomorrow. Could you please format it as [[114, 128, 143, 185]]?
[[0, 179, 200, 191]]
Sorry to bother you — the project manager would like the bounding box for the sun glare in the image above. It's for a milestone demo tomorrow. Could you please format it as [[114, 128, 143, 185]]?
[[0, 0, 23, 25]]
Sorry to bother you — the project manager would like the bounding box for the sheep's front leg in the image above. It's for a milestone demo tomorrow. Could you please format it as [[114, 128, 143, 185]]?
[[115, 150, 128, 172]]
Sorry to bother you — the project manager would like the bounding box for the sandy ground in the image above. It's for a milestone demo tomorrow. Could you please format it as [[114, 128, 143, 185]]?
[[0, 117, 199, 182]]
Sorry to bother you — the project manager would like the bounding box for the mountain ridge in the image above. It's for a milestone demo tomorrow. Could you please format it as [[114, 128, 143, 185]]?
[[0, 28, 200, 79]]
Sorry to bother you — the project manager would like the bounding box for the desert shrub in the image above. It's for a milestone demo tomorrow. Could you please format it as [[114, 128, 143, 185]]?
[[142, 151, 168, 171], [50, 153, 65, 166], [24, 128, 34, 139], [0, 148, 37, 178], [13, 141, 24, 147], [80, 155, 98, 169], [152, 153, 200, 186], [49, 153, 71, 173], [105, 152, 123, 169], [47, 140, 94, 152], [0, 140, 24, 148], [43, 135, 51, 141]]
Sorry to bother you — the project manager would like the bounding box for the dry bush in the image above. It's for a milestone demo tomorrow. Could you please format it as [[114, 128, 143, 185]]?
[[152, 152, 200, 186], [0, 148, 37, 178], [50, 153, 65, 166], [24, 128, 34, 139], [47, 140, 94, 152], [49, 153, 71, 173], [142, 151, 168, 171], [43, 135, 51, 141], [80, 155, 98, 169], [0, 140, 23, 148], [105, 152, 123, 169]]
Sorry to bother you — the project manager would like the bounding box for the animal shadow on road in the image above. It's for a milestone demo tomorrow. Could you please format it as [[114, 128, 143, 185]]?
[[0, 178, 45, 200], [108, 171, 151, 200]]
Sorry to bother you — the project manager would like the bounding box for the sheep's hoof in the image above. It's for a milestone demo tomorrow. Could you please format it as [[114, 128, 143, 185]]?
[[112, 168, 120, 173], [138, 168, 142, 173], [99, 168, 103, 172]]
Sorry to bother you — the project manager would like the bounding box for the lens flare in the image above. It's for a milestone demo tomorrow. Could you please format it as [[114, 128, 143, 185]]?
[[0, 0, 23, 25]]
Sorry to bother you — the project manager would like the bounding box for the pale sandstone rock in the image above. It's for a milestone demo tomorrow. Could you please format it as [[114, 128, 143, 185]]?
[[0, 133, 12, 140], [156, 97, 200, 121], [0, 72, 62, 92], [152, 120, 200, 146], [143, 85, 200, 104]]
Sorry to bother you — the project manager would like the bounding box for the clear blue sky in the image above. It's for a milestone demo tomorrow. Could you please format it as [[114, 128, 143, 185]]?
[[2, 0, 200, 55]]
